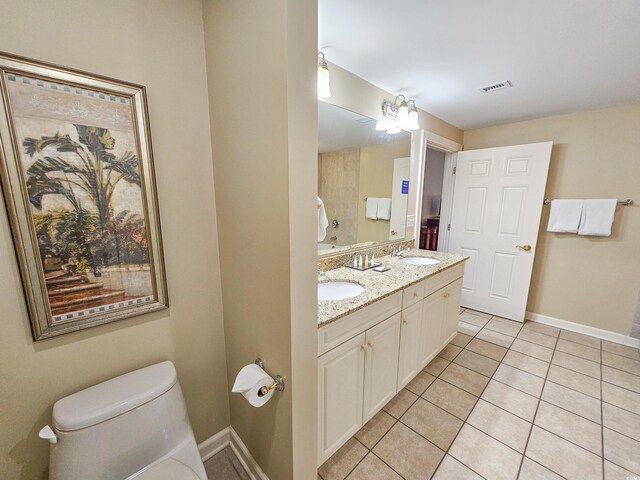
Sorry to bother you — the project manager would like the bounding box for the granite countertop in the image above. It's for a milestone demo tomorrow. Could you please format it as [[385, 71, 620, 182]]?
[[318, 249, 467, 328]]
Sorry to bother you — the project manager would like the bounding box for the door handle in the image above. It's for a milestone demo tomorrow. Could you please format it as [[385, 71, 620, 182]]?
[[391, 230, 397, 236], [516, 244, 532, 252]]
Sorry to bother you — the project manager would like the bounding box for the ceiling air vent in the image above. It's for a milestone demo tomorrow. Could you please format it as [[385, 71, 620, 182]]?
[[479, 80, 513, 93]]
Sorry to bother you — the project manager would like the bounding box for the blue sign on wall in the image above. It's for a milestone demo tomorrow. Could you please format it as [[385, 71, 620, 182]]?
[[402, 180, 409, 194]]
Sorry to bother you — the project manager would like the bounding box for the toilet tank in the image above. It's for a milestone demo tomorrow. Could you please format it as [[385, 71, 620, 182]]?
[[48, 362, 196, 480]]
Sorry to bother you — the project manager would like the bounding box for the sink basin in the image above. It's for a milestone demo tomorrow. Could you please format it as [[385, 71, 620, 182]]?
[[318, 281, 365, 301], [400, 256, 441, 266]]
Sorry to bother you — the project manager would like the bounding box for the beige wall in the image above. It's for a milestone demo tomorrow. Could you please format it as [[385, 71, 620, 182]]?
[[464, 104, 640, 335], [0, 1, 230, 479], [322, 64, 463, 145], [357, 139, 412, 243], [203, 0, 317, 478]]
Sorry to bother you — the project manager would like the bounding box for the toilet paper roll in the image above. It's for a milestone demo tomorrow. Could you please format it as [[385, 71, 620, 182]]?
[[232, 363, 275, 407]]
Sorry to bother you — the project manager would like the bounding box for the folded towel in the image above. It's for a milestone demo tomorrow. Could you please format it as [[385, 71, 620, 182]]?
[[366, 198, 379, 220], [377, 198, 392, 220], [317, 196, 329, 241], [547, 199, 583, 233], [578, 199, 617, 236]]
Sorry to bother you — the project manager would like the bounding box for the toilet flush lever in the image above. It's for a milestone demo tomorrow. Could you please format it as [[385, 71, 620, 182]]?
[[39, 425, 58, 444]]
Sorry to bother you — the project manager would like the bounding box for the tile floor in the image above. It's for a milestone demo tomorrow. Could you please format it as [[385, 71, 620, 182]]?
[[318, 309, 640, 480]]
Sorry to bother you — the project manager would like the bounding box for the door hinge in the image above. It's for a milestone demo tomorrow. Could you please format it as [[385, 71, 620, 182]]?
[[453, 166, 457, 174], [447, 224, 451, 231]]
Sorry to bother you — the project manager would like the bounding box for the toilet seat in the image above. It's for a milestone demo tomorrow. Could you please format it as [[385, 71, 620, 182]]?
[[132, 458, 201, 480]]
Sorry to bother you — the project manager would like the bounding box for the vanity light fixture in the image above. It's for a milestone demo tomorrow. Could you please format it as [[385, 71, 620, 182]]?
[[317, 52, 332, 99], [374, 120, 401, 134], [382, 94, 421, 131]]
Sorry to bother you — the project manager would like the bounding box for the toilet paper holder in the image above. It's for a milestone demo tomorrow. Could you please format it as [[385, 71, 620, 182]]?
[[254, 358, 285, 397]]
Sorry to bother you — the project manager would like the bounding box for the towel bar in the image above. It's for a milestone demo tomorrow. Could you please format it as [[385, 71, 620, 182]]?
[[543, 198, 633, 206]]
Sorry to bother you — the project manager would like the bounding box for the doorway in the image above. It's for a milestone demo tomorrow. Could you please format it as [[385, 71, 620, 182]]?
[[419, 148, 445, 250]]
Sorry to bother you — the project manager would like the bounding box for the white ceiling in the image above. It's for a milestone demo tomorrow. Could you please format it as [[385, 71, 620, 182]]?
[[319, 0, 640, 130], [318, 101, 410, 153]]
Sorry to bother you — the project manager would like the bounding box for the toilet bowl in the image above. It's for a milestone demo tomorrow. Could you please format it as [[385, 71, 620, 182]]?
[[40, 361, 207, 480]]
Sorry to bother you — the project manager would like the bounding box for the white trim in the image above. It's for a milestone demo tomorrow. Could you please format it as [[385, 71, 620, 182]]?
[[437, 152, 457, 252], [198, 427, 230, 462], [198, 427, 269, 480], [525, 311, 640, 348], [229, 428, 269, 480], [424, 131, 463, 153]]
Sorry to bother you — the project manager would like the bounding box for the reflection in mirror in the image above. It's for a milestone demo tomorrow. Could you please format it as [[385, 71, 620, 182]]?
[[317, 101, 412, 256]]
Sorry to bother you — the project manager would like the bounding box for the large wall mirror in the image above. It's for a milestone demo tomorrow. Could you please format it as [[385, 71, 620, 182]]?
[[318, 101, 414, 256]]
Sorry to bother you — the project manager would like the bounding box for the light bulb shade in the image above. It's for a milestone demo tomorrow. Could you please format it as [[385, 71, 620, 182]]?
[[386, 125, 401, 134], [406, 109, 420, 130], [374, 120, 389, 131], [396, 104, 409, 128], [317, 66, 332, 99]]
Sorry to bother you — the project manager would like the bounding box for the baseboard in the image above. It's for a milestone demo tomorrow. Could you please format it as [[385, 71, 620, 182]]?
[[229, 428, 269, 480], [525, 311, 640, 348], [198, 427, 269, 480], [198, 427, 231, 462]]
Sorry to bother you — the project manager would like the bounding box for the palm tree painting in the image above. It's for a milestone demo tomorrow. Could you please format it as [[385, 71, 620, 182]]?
[[22, 124, 152, 317], [0, 57, 167, 340]]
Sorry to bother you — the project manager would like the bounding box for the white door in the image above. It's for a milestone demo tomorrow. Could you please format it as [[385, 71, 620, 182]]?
[[317, 333, 366, 464], [449, 142, 552, 321], [362, 314, 401, 422], [389, 157, 410, 240]]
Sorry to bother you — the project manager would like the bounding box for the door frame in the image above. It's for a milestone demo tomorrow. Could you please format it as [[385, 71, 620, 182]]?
[[413, 130, 462, 251]]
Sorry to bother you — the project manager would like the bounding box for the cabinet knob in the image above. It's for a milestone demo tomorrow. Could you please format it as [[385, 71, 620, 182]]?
[[413, 292, 418, 298], [368, 341, 375, 349], [444, 293, 450, 298], [402, 319, 409, 326], [361, 343, 369, 351]]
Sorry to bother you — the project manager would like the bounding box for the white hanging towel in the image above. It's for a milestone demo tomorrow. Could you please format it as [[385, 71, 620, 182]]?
[[317, 197, 329, 241], [547, 199, 583, 233], [377, 198, 392, 220], [366, 198, 379, 220], [578, 199, 617, 236]]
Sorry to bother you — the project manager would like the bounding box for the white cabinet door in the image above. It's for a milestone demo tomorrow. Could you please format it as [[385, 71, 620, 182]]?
[[318, 333, 366, 464], [362, 313, 401, 423], [397, 302, 423, 391], [419, 292, 445, 370], [440, 278, 463, 347]]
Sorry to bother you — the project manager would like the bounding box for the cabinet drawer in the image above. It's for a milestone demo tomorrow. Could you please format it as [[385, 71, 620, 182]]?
[[425, 263, 464, 297], [402, 280, 425, 308], [318, 291, 403, 356]]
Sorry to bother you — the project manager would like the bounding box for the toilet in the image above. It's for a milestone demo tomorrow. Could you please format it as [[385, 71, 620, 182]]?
[[39, 361, 207, 480]]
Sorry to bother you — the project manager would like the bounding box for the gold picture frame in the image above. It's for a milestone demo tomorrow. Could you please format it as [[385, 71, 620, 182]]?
[[0, 52, 168, 340]]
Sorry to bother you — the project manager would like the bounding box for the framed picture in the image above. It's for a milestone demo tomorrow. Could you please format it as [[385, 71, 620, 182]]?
[[0, 52, 168, 340]]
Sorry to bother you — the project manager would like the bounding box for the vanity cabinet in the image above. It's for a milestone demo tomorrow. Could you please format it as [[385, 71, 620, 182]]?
[[318, 263, 464, 465], [362, 314, 401, 423], [318, 313, 400, 463], [317, 333, 365, 461]]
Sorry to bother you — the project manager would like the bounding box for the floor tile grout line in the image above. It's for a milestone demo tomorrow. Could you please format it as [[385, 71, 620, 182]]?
[[425, 312, 491, 479], [536, 396, 602, 426], [514, 322, 559, 479], [431, 314, 529, 479], [601, 377, 640, 395]]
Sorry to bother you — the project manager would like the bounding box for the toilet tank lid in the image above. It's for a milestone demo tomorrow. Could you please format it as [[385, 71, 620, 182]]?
[[53, 361, 177, 432]]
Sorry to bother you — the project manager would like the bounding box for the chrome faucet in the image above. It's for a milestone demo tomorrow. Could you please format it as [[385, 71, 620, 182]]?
[[391, 246, 410, 257]]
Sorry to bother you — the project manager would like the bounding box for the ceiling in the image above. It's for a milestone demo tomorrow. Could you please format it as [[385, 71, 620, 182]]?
[[318, 101, 410, 153], [318, 0, 640, 130]]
